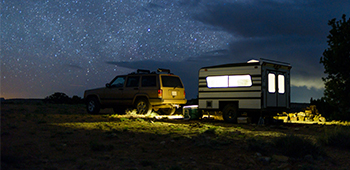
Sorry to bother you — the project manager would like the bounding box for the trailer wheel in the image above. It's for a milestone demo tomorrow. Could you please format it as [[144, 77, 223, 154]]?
[[222, 104, 239, 123], [159, 108, 176, 115]]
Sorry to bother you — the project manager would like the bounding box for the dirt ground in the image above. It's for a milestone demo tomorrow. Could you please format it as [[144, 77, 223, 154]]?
[[1, 103, 350, 170]]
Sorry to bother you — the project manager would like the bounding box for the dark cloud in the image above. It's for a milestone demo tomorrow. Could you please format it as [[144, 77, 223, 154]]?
[[193, 0, 347, 38], [191, 0, 350, 95]]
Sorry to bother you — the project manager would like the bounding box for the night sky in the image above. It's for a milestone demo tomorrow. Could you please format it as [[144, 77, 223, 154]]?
[[1, 0, 349, 102]]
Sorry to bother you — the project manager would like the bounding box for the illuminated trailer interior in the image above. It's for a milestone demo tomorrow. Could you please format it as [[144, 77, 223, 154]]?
[[198, 59, 292, 123]]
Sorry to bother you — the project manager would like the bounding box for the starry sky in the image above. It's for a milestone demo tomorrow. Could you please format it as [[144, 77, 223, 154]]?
[[1, 0, 349, 102]]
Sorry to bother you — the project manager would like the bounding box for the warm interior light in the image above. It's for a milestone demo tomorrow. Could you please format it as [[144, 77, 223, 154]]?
[[206, 75, 252, 88], [268, 73, 275, 93], [278, 75, 285, 94], [229, 75, 252, 87], [206, 76, 228, 88]]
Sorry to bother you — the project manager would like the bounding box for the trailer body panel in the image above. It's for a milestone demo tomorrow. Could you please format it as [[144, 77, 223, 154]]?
[[198, 59, 291, 114]]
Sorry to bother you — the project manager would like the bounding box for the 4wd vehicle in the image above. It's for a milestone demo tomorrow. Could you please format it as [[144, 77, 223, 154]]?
[[84, 68, 187, 115]]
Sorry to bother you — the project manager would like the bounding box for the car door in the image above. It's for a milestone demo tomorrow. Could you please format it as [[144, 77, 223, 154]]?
[[123, 76, 140, 104], [102, 76, 126, 105]]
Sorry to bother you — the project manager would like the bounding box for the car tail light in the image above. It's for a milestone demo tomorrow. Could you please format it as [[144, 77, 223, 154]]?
[[184, 90, 186, 98], [158, 89, 163, 98]]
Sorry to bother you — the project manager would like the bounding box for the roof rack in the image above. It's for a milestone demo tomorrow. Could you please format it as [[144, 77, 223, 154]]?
[[129, 69, 151, 75], [137, 69, 150, 74], [157, 68, 171, 74]]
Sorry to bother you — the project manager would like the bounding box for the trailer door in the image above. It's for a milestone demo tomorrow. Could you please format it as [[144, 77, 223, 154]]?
[[266, 71, 287, 107]]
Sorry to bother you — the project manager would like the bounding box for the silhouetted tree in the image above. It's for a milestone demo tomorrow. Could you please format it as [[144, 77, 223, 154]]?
[[71, 95, 84, 104], [320, 14, 350, 120], [44, 92, 71, 104]]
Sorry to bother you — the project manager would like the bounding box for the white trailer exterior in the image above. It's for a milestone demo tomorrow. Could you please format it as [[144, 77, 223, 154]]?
[[198, 59, 291, 123]]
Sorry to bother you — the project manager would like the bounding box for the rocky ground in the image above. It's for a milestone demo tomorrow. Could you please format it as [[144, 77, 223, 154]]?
[[1, 103, 350, 170]]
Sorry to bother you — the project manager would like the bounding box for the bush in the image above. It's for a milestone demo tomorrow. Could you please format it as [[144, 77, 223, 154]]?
[[246, 138, 271, 153], [273, 134, 326, 158], [44, 92, 83, 104], [318, 127, 350, 150]]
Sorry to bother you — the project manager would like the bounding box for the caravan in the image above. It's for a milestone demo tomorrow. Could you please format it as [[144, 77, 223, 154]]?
[[198, 59, 292, 123]]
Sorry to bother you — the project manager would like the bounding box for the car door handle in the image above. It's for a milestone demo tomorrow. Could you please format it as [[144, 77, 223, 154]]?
[[119, 88, 123, 90], [134, 88, 139, 90]]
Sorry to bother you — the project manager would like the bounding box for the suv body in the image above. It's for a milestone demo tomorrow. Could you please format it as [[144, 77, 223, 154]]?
[[84, 69, 187, 115]]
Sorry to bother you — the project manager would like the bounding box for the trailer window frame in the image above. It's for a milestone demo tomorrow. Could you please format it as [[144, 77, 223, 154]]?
[[206, 75, 253, 88]]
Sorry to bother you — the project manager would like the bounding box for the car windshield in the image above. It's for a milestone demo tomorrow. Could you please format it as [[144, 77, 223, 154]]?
[[161, 76, 183, 88], [110, 76, 126, 87]]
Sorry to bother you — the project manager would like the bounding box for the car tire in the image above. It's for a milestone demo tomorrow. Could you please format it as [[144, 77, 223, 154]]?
[[222, 103, 239, 123], [135, 98, 152, 115], [159, 108, 176, 115], [113, 107, 126, 115], [86, 97, 100, 114]]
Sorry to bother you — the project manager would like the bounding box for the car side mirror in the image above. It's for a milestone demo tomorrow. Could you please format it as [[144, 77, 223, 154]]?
[[106, 83, 111, 88]]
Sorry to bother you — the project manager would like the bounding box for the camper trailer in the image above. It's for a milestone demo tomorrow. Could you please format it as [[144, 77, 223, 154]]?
[[198, 59, 292, 123]]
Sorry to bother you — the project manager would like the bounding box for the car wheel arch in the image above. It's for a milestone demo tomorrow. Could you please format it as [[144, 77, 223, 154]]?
[[132, 95, 150, 105], [86, 95, 101, 104]]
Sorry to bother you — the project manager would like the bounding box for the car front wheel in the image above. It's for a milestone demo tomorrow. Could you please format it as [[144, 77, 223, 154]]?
[[86, 97, 100, 114], [135, 98, 152, 115]]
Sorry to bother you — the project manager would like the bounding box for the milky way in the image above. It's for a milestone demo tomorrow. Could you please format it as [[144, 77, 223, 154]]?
[[1, 0, 233, 98], [1, 0, 349, 102]]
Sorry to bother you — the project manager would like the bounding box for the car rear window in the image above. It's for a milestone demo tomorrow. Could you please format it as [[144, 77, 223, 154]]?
[[161, 76, 183, 88]]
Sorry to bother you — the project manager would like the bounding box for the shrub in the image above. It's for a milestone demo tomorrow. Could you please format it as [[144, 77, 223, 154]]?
[[273, 134, 326, 158], [318, 127, 350, 150], [246, 138, 272, 153], [44, 92, 83, 104]]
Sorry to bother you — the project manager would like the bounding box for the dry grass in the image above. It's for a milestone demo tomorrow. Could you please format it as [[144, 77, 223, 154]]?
[[2, 103, 350, 170]]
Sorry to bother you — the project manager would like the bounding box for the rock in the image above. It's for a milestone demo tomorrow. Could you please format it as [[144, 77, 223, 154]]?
[[258, 156, 271, 164], [297, 112, 306, 117], [160, 141, 166, 145], [319, 117, 326, 122], [304, 154, 314, 162], [272, 155, 289, 162], [278, 163, 291, 170]]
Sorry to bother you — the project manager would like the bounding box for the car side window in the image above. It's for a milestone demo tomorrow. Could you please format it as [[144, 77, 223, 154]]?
[[110, 76, 126, 87], [141, 76, 156, 87], [126, 76, 140, 87]]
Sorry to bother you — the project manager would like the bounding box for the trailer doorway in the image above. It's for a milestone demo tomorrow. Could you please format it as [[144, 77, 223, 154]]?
[[267, 71, 287, 107]]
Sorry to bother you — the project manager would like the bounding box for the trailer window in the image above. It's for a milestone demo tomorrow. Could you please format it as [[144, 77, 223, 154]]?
[[206, 76, 228, 88], [206, 75, 252, 88], [278, 75, 285, 94], [268, 73, 275, 93], [229, 75, 252, 87]]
